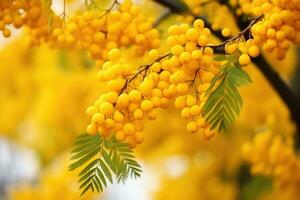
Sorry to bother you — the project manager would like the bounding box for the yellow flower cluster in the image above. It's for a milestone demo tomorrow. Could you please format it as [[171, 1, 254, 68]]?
[[241, 0, 300, 60], [180, 0, 300, 62], [31, 0, 159, 65], [168, 20, 220, 138], [86, 19, 223, 148], [242, 130, 300, 192], [0, 0, 42, 38]]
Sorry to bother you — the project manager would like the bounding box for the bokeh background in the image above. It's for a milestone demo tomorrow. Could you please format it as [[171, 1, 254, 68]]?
[[0, 0, 300, 199]]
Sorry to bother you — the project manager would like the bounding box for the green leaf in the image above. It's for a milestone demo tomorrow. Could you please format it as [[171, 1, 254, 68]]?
[[81, 183, 93, 196], [227, 65, 252, 86], [213, 55, 227, 61], [99, 159, 113, 184], [69, 134, 142, 195], [96, 168, 107, 187], [109, 138, 142, 182], [240, 175, 273, 200], [69, 135, 102, 170], [203, 61, 251, 132]]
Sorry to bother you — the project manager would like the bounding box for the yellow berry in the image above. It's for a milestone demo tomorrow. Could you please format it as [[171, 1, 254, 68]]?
[[123, 123, 135, 136], [177, 83, 189, 94], [190, 105, 201, 116], [187, 122, 198, 133], [193, 19, 205, 29], [113, 111, 124, 122], [186, 95, 196, 106], [181, 107, 191, 119], [267, 28, 276, 38], [197, 118, 208, 128], [198, 35, 209, 46], [100, 102, 114, 115], [117, 93, 129, 108], [192, 50, 202, 59], [171, 45, 184, 56], [203, 128, 216, 140], [116, 131, 126, 141], [92, 113, 105, 125], [86, 106, 97, 116], [104, 118, 115, 129], [226, 43, 238, 54], [108, 48, 121, 61], [67, 23, 78, 33], [141, 100, 154, 111], [275, 31, 285, 41], [87, 124, 98, 135], [134, 109, 144, 120], [90, 44, 101, 55], [129, 90, 142, 103], [2, 28, 11, 38], [239, 54, 251, 66], [148, 49, 159, 60], [186, 28, 199, 42], [248, 46, 260, 57], [175, 96, 186, 109], [139, 79, 153, 96], [133, 131, 144, 143], [179, 52, 192, 63], [147, 109, 158, 120], [106, 92, 119, 103], [221, 28, 231, 37], [152, 62, 161, 72]]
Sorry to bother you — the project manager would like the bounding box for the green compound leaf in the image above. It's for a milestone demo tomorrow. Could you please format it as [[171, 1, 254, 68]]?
[[203, 58, 251, 132], [69, 134, 142, 196], [69, 134, 102, 170]]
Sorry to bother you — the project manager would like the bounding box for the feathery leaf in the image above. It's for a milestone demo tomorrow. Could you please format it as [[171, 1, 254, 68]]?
[[203, 60, 251, 132]]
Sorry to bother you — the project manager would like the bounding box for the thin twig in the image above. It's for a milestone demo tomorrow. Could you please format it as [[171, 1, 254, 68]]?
[[119, 53, 171, 94], [192, 68, 201, 101], [204, 15, 262, 48], [60, 0, 68, 28], [99, 0, 120, 18]]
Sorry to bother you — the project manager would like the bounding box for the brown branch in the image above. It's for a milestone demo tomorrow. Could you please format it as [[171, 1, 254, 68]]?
[[252, 56, 300, 131]]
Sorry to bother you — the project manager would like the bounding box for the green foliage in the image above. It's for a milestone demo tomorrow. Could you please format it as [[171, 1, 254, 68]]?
[[69, 134, 142, 196], [241, 175, 273, 200], [203, 55, 252, 131]]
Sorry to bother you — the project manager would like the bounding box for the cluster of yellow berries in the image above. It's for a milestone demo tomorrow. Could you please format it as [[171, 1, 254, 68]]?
[[249, 0, 300, 60], [242, 130, 300, 190], [0, 0, 42, 38], [86, 48, 173, 147], [225, 40, 260, 66], [28, 11, 63, 46], [167, 20, 220, 139], [85, 19, 223, 147], [45, 0, 159, 65]]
